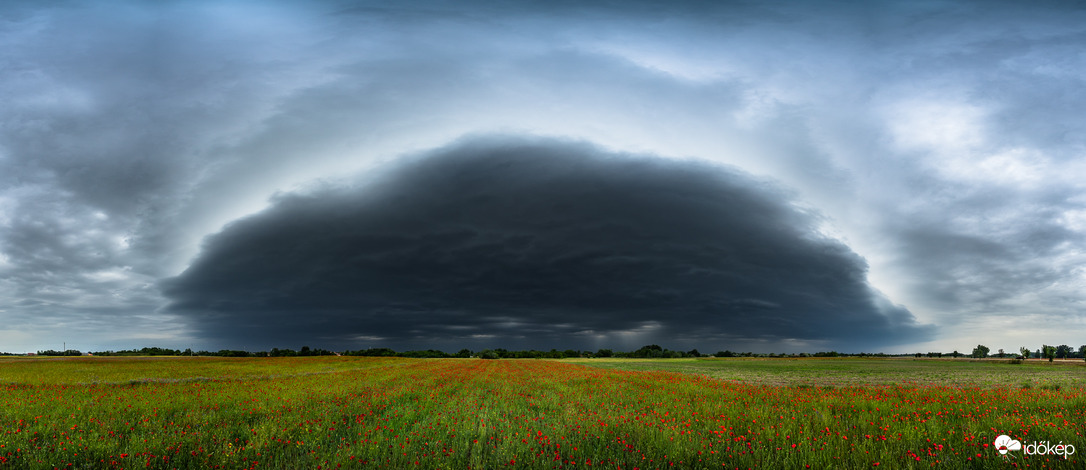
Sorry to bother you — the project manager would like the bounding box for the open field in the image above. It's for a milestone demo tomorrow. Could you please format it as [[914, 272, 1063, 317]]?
[[565, 357, 1086, 388], [1, 356, 1083, 469]]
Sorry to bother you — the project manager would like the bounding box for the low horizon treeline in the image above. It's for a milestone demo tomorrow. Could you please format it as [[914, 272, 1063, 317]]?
[[31, 345, 860, 359], [19, 343, 1084, 359]]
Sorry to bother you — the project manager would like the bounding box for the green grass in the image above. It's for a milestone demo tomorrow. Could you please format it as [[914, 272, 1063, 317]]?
[[564, 356, 1086, 388], [1, 356, 1083, 469], [0, 355, 402, 385]]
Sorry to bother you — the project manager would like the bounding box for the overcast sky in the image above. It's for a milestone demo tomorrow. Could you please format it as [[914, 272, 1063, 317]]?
[[2, 0, 1084, 354]]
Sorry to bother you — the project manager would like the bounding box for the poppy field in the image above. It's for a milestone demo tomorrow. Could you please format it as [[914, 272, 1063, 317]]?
[[1, 356, 1083, 469]]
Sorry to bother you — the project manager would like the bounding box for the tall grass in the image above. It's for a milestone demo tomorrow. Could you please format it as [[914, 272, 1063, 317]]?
[[0, 357, 1081, 468]]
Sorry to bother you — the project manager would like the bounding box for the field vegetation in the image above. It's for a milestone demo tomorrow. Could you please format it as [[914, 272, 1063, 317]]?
[[568, 357, 1086, 388], [0, 356, 1083, 468]]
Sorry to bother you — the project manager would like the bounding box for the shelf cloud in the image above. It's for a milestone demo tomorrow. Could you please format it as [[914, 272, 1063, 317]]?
[[162, 137, 933, 350]]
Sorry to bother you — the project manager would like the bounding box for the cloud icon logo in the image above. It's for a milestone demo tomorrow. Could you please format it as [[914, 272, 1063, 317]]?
[[994, 435, 1022, 455]]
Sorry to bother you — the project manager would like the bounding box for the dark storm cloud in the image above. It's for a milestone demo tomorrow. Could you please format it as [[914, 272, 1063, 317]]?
[[161, 137, 933, 350], [3, 0, 1085, 352]]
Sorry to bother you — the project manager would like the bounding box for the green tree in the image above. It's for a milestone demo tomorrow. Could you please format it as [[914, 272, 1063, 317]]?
[[1078, 345, 1086, 361], [631, 345, 664, 358], [1043, 345, 1056, 362], [1019, 346, 1031, 359], [1055, 345, 1072, 359], [971, 345, 990, 358]]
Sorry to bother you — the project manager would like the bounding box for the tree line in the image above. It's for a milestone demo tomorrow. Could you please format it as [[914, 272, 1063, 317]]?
[[30, 344, 849, 359], [954, 344, 1086, 361], [24, 343, 1086, 360]]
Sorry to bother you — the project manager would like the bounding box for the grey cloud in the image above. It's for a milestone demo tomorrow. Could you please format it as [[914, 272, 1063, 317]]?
[[0, 1, 337, 349], [161, 137, 933, 351], [884, 184, 1086, 320], [0, 0, 336, 270], [3, 0, 1085, 353]]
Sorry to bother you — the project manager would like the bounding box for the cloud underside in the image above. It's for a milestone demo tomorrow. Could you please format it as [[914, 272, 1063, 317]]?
[[161, 137, 933, 350]]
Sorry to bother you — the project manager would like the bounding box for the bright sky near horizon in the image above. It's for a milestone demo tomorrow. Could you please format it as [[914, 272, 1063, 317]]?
[[1, 0, 1085, 354]]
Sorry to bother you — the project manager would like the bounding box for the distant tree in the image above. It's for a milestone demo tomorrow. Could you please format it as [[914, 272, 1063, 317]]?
[[1020, 347, 1031, 360], [631, 345, 665, 358], [478, 349, 499, 360], [1078, 345, 1086, 361], [1043, 345, 1056, 362], [687, 349, 701, 357], [716, 350, 734, 357], [149, 347, 180, 355], [646, 346, 664, 358], [914, 352, 922, 358], [400, 349, 451, 358], [217, 349, 250, 357], [37, 349, 82, 356], [997, 349, 1005, 358], [349, 348, 395, 357], [950, 350, 961, 358], [971, 345, 990, 358], [1055, 345, 1072, 359], [595, 349, 613, 358], [455, 349, 472, 358], [299, 346, 311, 356]]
